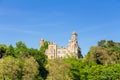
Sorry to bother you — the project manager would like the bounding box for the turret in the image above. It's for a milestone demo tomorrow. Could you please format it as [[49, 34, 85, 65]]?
[[40, 38, 44, 47], [72, 32, 77, 41]]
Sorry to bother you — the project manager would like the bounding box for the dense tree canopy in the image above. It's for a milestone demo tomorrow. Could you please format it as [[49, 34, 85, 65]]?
[[85, 40, 120, 65], [0, 40, 120, 80], [0, 41, 48, 80], [46, 59, 71, 80]]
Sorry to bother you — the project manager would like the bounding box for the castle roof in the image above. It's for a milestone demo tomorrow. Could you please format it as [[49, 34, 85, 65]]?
[[72, 32, 77, 35], [40, 38, 44, 40]]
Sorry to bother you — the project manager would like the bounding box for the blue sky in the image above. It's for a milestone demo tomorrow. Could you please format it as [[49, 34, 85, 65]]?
[[0, 0, 120, 56]]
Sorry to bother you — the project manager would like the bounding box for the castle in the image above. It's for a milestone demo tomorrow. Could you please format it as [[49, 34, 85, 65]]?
[[40, 32, 82, 59]]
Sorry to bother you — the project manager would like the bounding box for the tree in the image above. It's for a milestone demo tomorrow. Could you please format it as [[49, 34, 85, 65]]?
[[15, 41, 28, 57], [66, 53, 79, 58], [0, 44, 7, 58], [98, 40, 106, 47], [65, 58, 88, 80], [107, 40, 115, 47], [22, 56, 39, 80], [85, 40, 120, 65], [6, 45, 15, 57], [0, 56, 20, 80], [28, 48, 48, 79], [46, 59, 71, 80], [0, 56, 40, 80], [40, 41, 48, 53], [16, 41, 27, 49]]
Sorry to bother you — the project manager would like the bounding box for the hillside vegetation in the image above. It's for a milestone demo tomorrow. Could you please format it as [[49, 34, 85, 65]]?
[[0, 40, 120, 80]]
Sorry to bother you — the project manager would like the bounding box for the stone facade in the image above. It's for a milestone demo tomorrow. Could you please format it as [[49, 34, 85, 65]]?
[[40, 32, 81, 59]]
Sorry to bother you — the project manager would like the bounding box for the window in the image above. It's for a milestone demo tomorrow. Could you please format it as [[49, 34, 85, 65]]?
[[57, 56, 60, 58], [50, 46, 54, 54], [50, 49, 54, 54], [57, 51, 60, 54], [63, 51, 66, 54], [51, 56, 54, 59]]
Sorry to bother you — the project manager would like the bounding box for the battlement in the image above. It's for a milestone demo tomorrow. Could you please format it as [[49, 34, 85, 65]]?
[[40, 32, 81, 59]]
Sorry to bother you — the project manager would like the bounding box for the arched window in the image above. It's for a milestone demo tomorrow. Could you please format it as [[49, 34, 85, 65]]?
[[50, 46, 54, 54], [57, 51, 60, 54]]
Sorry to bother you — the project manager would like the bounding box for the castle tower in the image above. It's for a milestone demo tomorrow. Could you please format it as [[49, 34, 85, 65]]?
[[71, 32, 77, 41], [44, 32, 82, 59], [71, 32, 78, 52], [67, 32, 80, 58], [46, 43, 57, 59], [40, 38, 44, 47]]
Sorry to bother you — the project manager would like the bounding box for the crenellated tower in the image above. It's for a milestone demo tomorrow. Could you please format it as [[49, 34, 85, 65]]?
[[41, 32, 82, 59], [71, 32, 78, 53], [67, 32, 81, 58], [40, 38, 44, 47]]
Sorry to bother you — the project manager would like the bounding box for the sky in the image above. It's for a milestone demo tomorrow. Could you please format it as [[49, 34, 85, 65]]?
[[0, 0, 120, 56]]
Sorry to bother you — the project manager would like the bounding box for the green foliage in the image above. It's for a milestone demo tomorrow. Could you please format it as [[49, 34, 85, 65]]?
[[87, 64, 120, 80], [46, 59, 71, 80], [85, 40, 120, 65], [0, 44, 7, 58], [6, 45, 15, 57], [65, 58, 90, 80], [28, 48, 48, 80], [21, 56, 39, 80], [1, 40, 120, 80], [0, 56, 39, 80], [15, 41, 28, 58], [27, 41, 49, 80], [16, 41, 27, 49], [66, 53, 79, 58], [0, 56, 20, 80], [78, 47, 83, 58], [64, 40, 120, 80], [65, 58, 120, 80], [0, 41, 48, 80], [40, 41, 48, 53], [28, 48, 47, 67], [98, 40, 106, 47]]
